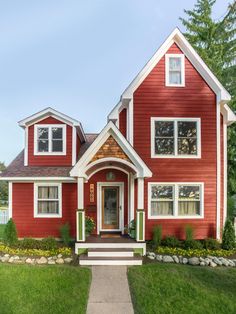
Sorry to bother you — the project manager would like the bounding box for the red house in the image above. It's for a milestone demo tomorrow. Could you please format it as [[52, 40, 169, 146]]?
[[1, 28, 236, 265]]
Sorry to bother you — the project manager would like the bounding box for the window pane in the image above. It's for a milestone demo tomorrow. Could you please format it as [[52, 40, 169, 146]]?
[[52, 127, 63, 139], [155, 121, 174, 137], [38, 128, 49, 139], [38, 140, 49, 152], [52, 140, 63, 152], [151, 201, 173, 216], [178, 201, 200, 215], [38, 201, 59, 214], [151, 185, 173, 199], [155, 138, 174, 155], [38, 186, 58, 199], [178, 121, 197, 138], [178, 185, 200, 200], [169, 57, 181, 71], [178, 138, 197, 155], [169, 71, 181, 85]]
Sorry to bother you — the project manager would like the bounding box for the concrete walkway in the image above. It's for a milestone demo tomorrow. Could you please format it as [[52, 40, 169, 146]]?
[[87, 266, 134, 314]]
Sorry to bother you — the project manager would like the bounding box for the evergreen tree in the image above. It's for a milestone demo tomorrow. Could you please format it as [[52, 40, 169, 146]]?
[[180, 0, 236, 196]]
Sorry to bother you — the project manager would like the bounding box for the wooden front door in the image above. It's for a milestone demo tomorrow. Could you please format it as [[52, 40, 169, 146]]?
[[102, 186, 119, 230]]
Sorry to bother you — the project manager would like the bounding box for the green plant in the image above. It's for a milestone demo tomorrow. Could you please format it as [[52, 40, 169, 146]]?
[[3, 218, 17, 246], [59, 223, 71, 246], [41, 237, 57, 250], [152, 225, 162, 249], [128, 219, 136, 239], [203, 238, 220, 250], [185, 225, 193, 241], [222, 219, 236, 250], [184, 239, 203, 250], [162, 235, 180, 248], [17, 238, 42, 249], [227, 196, 236, 220], [85, 216, 95, 236]]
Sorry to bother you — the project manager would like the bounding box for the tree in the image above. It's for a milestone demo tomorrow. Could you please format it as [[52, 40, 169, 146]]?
[[0, 162, 8, 203], [180, 0, 236, 196]]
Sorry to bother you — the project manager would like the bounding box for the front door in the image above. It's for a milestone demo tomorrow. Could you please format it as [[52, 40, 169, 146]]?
[[102, 186, 119, 230]]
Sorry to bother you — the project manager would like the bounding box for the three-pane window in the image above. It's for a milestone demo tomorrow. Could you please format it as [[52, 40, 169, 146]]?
[[149, 183, 203, 218], [166, 54, 185, 86]]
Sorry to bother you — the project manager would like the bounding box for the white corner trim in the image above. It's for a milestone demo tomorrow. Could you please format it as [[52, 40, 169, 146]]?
[[33, 182, 62, 218], [129, 173, 135, 221], [148, 182, 204, 220], [33, 124, 67, 156], [24, 127, 28, 166], [72, 126, 77, 166], [165, 54, 185, 87], [223, 119, 227, 226], [77, 177, 84, 209], [137, 178, 144, 209], [150, 117, 201, 158], [216, 103, 221, 239], [8, 182, 13, 219]]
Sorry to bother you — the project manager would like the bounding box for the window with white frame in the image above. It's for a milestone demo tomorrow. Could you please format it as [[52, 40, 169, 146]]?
[[149, 183, 203, 218], [165, 54, 185, 86], [34, 183, 62, 217], [151, 118, 200, 157], [34, 124, 66, 155]]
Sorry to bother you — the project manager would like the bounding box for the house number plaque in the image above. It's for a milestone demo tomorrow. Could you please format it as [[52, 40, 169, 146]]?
[[90, 184, 95, 203]]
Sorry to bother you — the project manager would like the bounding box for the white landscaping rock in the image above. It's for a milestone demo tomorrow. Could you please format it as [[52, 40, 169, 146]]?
[[200, 262, 205, 266], [48, 260, 56, 265], [156, 255, 163, 262], [25, 258, 33, 264], [172, 255, 179, 263], [37, 257, 48, 265], [188, 257, 200, 266], [56, 258, 64, 264], [182, 258, 188, 264], [210, 261, 217, 267], [162, 255, 174, 263], [57, 254, 63, 258], [64, 257, 73, 264]]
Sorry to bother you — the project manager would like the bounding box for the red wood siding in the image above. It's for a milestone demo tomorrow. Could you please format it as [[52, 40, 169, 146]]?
[[133, 43, 217, 240], [12, 183, 77, 238], [28, 116, 73, 166], [119, 108, 127, 138], [84, 169, 128, 233]]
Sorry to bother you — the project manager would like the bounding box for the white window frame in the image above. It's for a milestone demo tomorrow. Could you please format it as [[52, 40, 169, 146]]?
[[165, 54, 185, 87], [34, 124, 67, 156], [34, 182, 62, 218], [151, 117, 201, 158], [148, 182, 204, 219]]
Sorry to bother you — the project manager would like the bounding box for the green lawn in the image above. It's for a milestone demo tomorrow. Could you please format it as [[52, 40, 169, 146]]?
[[128, 263, 236, 314], [0, 264, 91, 314], [0, 224, 5, 239]]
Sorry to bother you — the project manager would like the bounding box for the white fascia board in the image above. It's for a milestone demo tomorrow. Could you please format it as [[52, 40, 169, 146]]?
[[223, 104, 236, 126]]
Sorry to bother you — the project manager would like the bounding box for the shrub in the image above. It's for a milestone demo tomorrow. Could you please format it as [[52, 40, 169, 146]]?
[[41, 237, 57, 250], [222, 219, 236, 250], [85, 216, 95, 236], [184, 239, 203, 250], [162, 235, 180, 248], [152, 225, 162, 249], [60, 223, 71, 246], [203, 238, 220, 250], [185, 225, 193, 241], [128, 220, 136, 239], [3, 218, 18, 246], [227, 196, 236, 220], [17, 238, 42, 249]]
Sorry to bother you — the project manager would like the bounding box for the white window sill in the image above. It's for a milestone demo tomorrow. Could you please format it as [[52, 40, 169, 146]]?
[[34, 214, 62, 218], [34, 152, 66, 156], [151, 154, 201, 159], [148, 215, 204, 220]]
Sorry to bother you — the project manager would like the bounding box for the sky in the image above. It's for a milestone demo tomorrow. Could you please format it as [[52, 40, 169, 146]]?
[[0, 0, 230, 165]]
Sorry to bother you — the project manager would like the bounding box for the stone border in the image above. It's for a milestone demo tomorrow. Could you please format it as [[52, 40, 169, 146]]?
[[0, 254, 73, 265], [147, 252, 236, 267]]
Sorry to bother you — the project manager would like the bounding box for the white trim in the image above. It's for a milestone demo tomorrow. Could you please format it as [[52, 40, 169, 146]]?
[[129, 174, 135, 221], [86, 166, 130, 181], [8, 182, 12, 219], [216, 103, 221, 239], [0, 177, 75, 182], [151, 117, 201, 158], [72, 126, 77, 166], [137, 178, 144, 209], [165, 54, 185, 87], [34, 182, 62, 218], [77, 177, 84, 209], [223, 119, 227, 225], [34, 124, 67, 156], [128, 98, 133, 145], [24, 127, 28, 166], [148, 182, 204, 219], [97, 182, 124, 234]]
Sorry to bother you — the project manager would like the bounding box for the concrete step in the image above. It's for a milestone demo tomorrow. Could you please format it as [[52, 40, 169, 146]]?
[[88, 248, 134, 257], [79, 254, 143, 266]]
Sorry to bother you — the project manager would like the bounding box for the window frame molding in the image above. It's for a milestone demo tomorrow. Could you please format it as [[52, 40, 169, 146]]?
[[148, 182, 204, 220], [34, 124, 67, 156], [34, 182, 62, 218], [165, 53, 185, 87], [151, 117, 201, 158]]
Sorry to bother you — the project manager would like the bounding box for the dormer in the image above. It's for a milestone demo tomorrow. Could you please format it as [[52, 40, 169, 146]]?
[[18, 107, 85, 166]]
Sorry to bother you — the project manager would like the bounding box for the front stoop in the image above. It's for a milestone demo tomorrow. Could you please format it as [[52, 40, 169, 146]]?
[[79, 248, 143, 265]]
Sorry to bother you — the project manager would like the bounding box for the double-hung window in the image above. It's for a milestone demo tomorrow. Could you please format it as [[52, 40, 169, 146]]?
[[165, 54, 185, 86], [34, 183, 62, 218], [149, 183, 203, 219], [151, 118, 200, 158], [34, 124, 66, 155]]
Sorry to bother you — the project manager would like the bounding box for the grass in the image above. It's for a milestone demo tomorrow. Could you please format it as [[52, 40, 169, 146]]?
[[0, 264, 91, 314], [0, 224, 5, 239], [128, 263, 236, 314]]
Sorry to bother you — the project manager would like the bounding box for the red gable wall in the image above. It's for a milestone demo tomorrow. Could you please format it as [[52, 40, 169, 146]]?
[[119, 108, 127, 138], [133, 43, 217, 239], [28, 116, 73, 166]]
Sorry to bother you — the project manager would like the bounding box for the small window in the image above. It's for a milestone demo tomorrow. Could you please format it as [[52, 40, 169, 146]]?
[[34, 183, 62, 218], [34, 124, 66, 155], [148, 183, 203, 219], [165, 54, 185, 87], [151, 118, 200, 158]]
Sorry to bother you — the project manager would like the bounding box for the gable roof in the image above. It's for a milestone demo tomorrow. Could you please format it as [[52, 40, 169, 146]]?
[[18, 107, 86, 142], [108, 28, 234, 123], [70, 121, 152, 178]]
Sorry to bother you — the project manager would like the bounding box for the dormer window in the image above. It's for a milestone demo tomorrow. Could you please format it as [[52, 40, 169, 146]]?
[[165, 54, 185, 87], [34, 124, 66, 155]]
